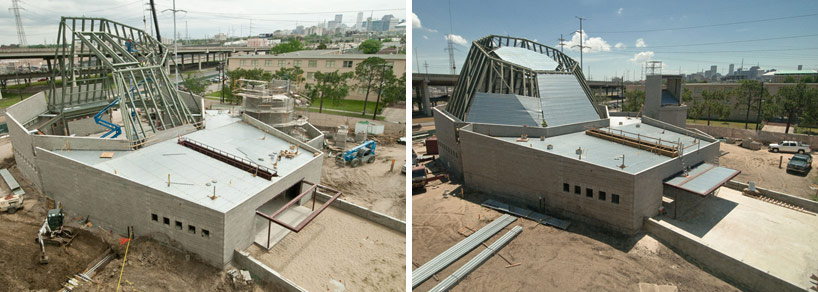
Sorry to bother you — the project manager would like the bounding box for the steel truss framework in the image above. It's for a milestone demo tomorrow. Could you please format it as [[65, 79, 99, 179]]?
[[49, 17, 196, 143], [445, 35, 602, 121]]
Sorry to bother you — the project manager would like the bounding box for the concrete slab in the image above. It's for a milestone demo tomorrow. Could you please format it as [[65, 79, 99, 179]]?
[[653, 187, 818, 290], [253, 196, 311, 249]]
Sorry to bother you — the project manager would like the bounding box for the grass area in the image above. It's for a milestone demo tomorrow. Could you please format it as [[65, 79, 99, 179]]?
[[301, 107, 385, 121], [795, 127, 818, 135], [308, 99, 380, 114], [686, 119, 760, 129], [0, 92, 35, 108]]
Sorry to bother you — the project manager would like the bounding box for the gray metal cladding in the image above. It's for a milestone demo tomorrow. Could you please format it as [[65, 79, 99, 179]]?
[[538, 73, 601, 127], [465, 92, 543, 126]]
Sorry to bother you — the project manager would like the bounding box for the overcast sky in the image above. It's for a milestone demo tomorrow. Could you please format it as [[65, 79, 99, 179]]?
[[413, 0, 818, 81], [1, 0, 405, 45]]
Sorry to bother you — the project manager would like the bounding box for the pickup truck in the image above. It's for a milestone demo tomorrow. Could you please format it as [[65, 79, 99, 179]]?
[[769, 141, 811, 153], [786, 154, 813, 174]]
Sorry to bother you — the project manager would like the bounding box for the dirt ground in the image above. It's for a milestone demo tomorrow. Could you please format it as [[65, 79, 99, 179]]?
[[412, 182, 739, 291], [73, 237, 269, 292], [718, 143, 818, 199], [0, 157, 269, 292], [0, 159, 110, 292], [249, 206, 405, 292], [321, 140, 406, 219]]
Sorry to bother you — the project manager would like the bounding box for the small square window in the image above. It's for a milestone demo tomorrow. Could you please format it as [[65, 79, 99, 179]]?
[[151, 214, 158, 222], [250, 60, 258, 66], [599, 192, 607, 201], [574, 186, 581, 195], [265, 60, 272, 67], [563, 183, 570, 192], [586, 188, 593, 198], [278, 60, 286, 67], [293, 60, 301, 67], [188, 225, 196, 234], [343, 60, 353, 68], [308, 60, 317, 67], [612, 194, 619, 204], [163, 217, 170, 225], [202, 229, 210, 239], [175, 221, 183, 230]]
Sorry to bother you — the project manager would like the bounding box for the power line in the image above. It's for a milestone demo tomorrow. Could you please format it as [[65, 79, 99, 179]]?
[[590, 12, 818, 33], [153, 6, 404, 16], [632, 33, 818, 49]]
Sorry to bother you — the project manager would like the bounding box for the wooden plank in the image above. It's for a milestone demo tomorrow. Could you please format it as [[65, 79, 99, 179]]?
[[99, 152, 115, 158]]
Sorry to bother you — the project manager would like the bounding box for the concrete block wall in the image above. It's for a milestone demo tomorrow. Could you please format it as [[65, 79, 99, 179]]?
[[658, 105, 688, 129], [432, 106, 466, 181], [304, 111, 405, 135], [222, 154, 323, 265], [33, 135, 131, 151], [687, 124, 818, 146], [36, 148, 226, 266], [6, 92, 48, 125], [7, 109, 40, 189], [644, 218, 802, 292], [243, 114, 321, 154], [458, 129, 639, 233], [468, 119, 609, 139], [315, 191, 406, 233], [725, 180, 818, 213], [66, 113, 109, 136], [662, 186, 711, 219], [232, 249, 307, 292], [632, 142, 720, 229]]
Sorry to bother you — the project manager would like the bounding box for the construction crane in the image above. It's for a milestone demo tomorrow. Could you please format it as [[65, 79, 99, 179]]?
[[335, 140, 376, 167]]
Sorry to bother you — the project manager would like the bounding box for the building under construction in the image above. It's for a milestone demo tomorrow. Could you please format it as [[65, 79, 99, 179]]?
[[434, 35, 739, 233], [6, 17, 333, 266]]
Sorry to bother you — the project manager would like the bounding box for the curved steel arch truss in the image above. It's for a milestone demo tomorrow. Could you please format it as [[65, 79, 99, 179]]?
[[445, 35, 602, 122], [48, 17, 197, 143]]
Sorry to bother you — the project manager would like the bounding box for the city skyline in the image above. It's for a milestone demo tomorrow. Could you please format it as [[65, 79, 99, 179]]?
[[0, 0, 405, 45], [413, 0, 818, 81]]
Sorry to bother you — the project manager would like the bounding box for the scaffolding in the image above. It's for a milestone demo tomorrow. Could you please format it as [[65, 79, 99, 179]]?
[[48, 17, 197, 143], [235, 79, 295, 125]]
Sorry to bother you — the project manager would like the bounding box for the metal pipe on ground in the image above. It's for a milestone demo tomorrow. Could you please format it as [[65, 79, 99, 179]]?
[[412, 214, 517, 289], [429, 225, 524, 292]]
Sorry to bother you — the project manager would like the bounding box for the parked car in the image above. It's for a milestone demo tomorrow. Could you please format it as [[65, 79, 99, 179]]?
[[769, 141, 811, 153], [786, 154, 813, 174]]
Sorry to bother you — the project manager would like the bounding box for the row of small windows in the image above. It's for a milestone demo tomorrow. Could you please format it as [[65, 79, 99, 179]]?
[[151, 213, 210, 239], [563, 183, 619, 204], [241, 59, 355, 68]]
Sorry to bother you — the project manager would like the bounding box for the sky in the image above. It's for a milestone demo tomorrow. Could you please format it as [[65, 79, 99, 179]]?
[[1, 0, 405, 45], [412, 0, 818, 81]]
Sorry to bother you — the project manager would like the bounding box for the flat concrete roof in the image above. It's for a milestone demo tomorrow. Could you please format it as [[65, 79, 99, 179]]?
[[496, 119, 712, 174], [53, 112, 318, 213], [653, 187, 818, 290]]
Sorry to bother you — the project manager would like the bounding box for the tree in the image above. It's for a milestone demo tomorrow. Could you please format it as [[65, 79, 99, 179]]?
[[316, 42, 327, 49], [681, 88, 704, 123], [224, 68, 274, 104], [622, 90, 645, 112], [353, 57, 388, 115], [783, 76, 797, 83], [692, 89, 732, 126], [359, 39, 382, 54], [378, 71, 406, 109], [305, 70, 354, 113], [270, 39, 304, 54], [273, 66, 304, 81], [182, 73, 207, 96], [774, 82, 817, 133], [731, 80, 769, 129]]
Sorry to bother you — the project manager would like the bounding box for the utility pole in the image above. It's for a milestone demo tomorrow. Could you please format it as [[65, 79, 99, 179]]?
[[573, 16, 589, 75], [149, 0, 161, 55], [558, 34, 567, 52], [9, 0, 28, 47], [163, 0, 186, 86]]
